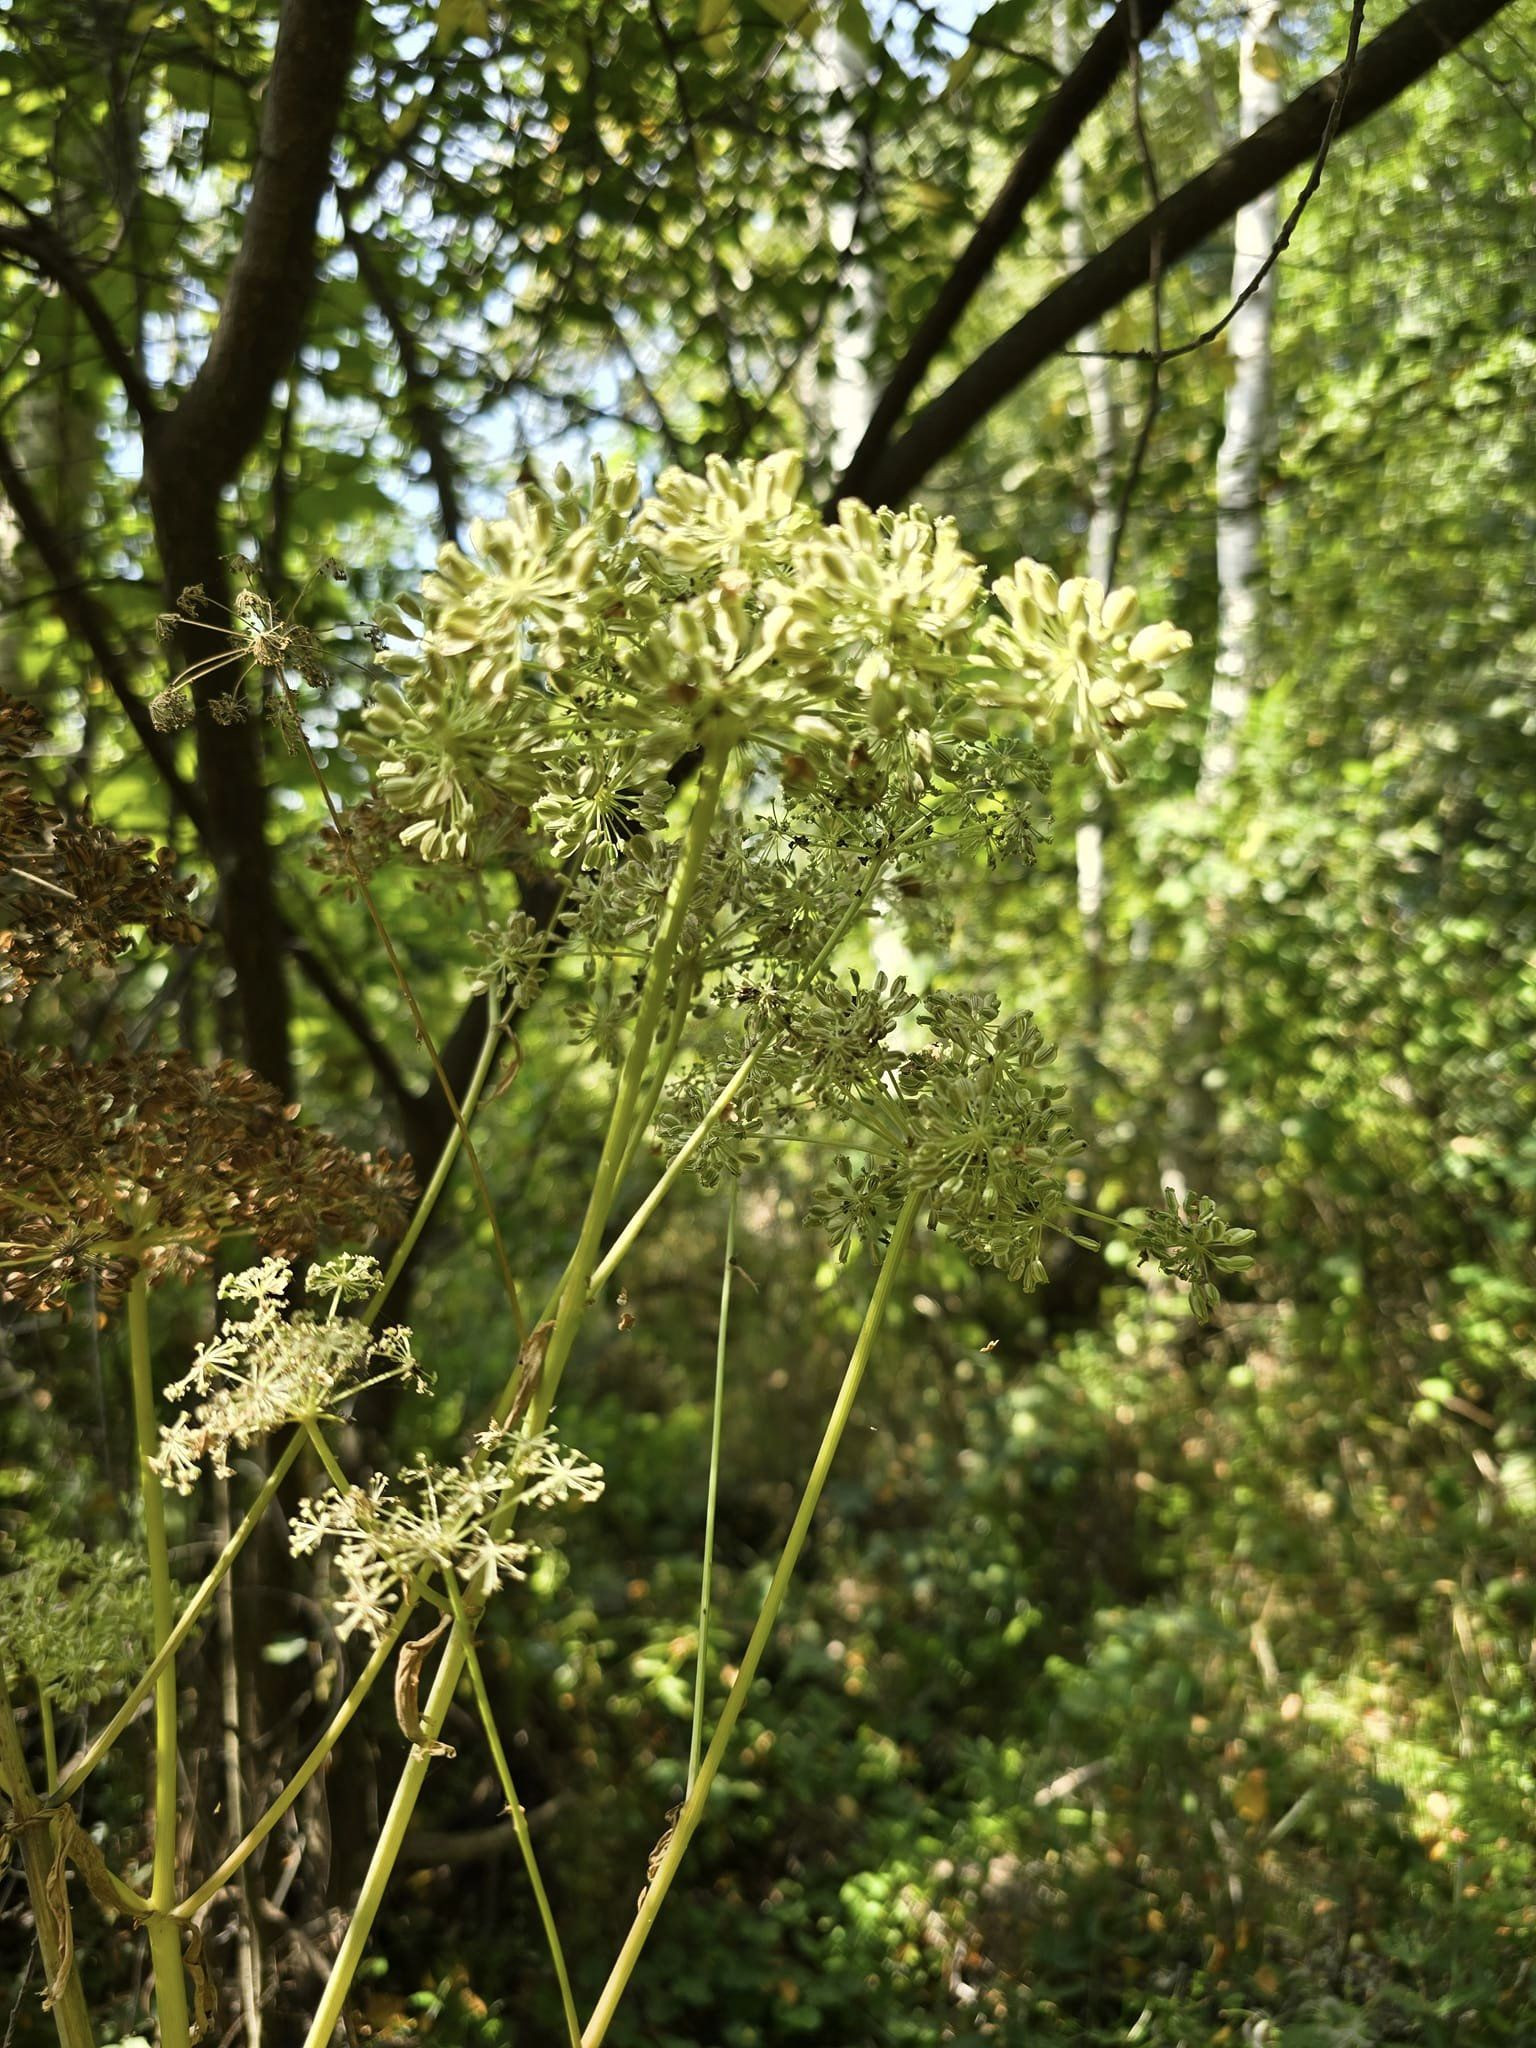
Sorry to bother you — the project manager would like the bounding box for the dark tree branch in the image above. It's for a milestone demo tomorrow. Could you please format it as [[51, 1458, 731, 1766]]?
[[1104, 0, 1165, 587], [0, 422, 206, 836], [835, 0, 1180, 504], [846, 0, 1516, 510], [152, 0, 364, 487], [898, 0, 1060, 74], [0, 417, 426, 1117], [0, 196, 157, 422], [287, 933, 415, 1119], [1078, 0, 1369, 370]]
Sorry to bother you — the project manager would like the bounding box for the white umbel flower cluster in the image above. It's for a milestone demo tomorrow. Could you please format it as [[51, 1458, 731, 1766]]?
[[153, 1256, 427, 1495], [362, 451, 1191, 863], [290, 1427, 605, 1641]]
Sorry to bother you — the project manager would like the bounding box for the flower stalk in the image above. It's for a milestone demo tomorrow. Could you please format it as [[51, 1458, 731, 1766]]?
[[509, 740, 730, 1434], [365, 990, 506, 1328], [53, 1430, 305, 1806], [582, 1188, 923, 2045], [689, 1179, 737, 1795], [444, 1578, 582, 2048], [0, 1667, 96, 2048], [126, 1273, 192, 2048]]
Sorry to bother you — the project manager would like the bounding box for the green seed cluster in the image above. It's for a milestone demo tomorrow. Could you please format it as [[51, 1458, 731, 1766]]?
[[1135, 1189, 1257, 1320]]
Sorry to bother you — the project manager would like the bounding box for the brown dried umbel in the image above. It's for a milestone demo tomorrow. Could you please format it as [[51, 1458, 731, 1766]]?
[[1, 691, 199, 1001], [0, 1048, 411, 1310]]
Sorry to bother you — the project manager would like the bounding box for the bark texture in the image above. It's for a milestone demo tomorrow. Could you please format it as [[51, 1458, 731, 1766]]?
[[1199, 0, 1285, 799], [142, 0, 365, 1093]]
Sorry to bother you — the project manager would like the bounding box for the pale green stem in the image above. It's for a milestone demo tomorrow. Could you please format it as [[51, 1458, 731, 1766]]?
[[299, 1630, 468, 2048], [309, 761, 733, 2048], [611, 953, 699, 1193], [176, 1608, 409, 1921], [366, 991, 504, 1329], [0, 1668, 96, 2048], [302, 1419, 351, 1497], [589, 840, 904, 1300], [581, 1189, 922, 2048], [37, 1682, 58, 1793], [591, 1042, 760, 1298], [55, 1430, 305, 1806], [126, 1276, 191, 2048], [444, 1579, 581, 2048], [688, 1181, 737, 1796], [500, 743, 731, 1434]]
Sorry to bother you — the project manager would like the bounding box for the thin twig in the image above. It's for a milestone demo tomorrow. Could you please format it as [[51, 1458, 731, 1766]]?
[[1071, 0, 1368, 369]]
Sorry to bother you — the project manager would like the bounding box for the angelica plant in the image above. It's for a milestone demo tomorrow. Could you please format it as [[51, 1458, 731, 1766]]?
[[295, 450, 1240, 2048], [0, 454, 1251, 2048]]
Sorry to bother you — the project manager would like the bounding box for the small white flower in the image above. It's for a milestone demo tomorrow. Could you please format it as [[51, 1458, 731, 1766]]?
[[154, 1257, 431, 1494], [290, 1427, 604, 1641]]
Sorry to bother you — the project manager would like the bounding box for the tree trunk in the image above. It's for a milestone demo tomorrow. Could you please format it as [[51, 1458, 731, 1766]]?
[[1199, 0, 1284, 798], [1054, 0, 1122, 1042], [1166, 0, 1285, 1209], [812, 21, 878, 478]]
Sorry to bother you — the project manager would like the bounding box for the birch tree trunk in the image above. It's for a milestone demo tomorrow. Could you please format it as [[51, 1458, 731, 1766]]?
[[1199, 0, 1285, 798], [1163, 0, 1284, 1211], [1054, 0, 1123, 1037], [811, 18, 878, 476]]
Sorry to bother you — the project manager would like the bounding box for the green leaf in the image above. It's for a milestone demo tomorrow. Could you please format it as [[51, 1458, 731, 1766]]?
[[758, 0, 815, 29], [948, 44, 982, 92], [434, 0, 491, 49]]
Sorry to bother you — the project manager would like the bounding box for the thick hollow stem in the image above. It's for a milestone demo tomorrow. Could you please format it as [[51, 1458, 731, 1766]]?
[[689, 1180, 737, 1795], [501, 744, 731, 1433], [145, 1919, 191, 2048], [611, 956, 698, 1194], [444, 1581, 581, 2048], [582, 1190, 923, 2046], [126, 1276, 191, 2048], [0, 1671, 97, 2048], [309, 752, 733, 2048], [55, 1430, 305, 1806], [299, 1630, 468, 2048], [38, 1684, 58, 1793]]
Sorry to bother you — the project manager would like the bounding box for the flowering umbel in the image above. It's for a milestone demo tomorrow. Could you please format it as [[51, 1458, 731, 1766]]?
[[291, 1427, 605, 1642], [1135, 1189, 1256, 1320], [153, 1256, 427, 1494], [359, 452, 1191, 866]]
